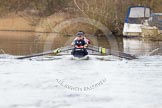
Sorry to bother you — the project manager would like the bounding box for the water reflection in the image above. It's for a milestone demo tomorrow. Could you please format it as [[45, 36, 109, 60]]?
[[0, 31, 162, 56], [124, 38, 162, 56], [0, 31, 71, 55], [0, 31, 123, 55]]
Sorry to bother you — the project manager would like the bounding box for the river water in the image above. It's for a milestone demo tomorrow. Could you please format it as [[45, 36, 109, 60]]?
[[0, 31, 162, 108]]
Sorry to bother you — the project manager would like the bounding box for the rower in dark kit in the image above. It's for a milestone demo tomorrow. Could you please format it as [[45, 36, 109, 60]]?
[[71, 31, 88, 57], [71, 31, 90, 45]]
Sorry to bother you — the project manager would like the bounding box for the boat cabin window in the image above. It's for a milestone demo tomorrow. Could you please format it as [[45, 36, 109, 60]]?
[[128, 18, 148, 24], [127, 7, 151, 24], [151, 15, 162, 23], [158, 16, 162, 22], [129, 7, 150, 18]]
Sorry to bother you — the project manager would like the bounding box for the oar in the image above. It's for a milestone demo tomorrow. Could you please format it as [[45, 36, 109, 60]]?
[[16, 46, 73, 59], [87, 45, 137, 60]]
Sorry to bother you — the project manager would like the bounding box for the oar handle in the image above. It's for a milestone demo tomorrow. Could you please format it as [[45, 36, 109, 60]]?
[[16, 46, 73, 59]]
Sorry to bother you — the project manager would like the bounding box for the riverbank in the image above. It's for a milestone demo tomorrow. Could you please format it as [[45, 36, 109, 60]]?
[[0, 12, 70, 32]]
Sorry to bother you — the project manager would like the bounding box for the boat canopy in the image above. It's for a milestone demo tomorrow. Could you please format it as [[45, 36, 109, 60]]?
[[125, 6, 151, 24], [149, 13, 162, 30]]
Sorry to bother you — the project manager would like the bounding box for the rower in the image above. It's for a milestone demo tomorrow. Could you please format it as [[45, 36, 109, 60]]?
[[71, 31, 90, 46], [71, 32, 88, 57]]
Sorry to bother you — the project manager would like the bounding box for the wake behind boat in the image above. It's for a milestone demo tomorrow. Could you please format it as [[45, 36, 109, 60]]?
[[71, 55, 89, 60], [71, 48, 89, 60]]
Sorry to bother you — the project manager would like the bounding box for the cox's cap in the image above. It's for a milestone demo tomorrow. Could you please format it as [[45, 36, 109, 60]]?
[[76, 31, 84, 36]]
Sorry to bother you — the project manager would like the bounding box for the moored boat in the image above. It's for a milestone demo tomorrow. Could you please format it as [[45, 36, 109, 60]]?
[[123, 6, 162, 40], [141, 13, 162, 40], [123, 6, 151, 37]]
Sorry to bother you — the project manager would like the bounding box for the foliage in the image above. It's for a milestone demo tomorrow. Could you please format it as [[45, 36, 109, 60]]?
[[0, 0, 161, 34]]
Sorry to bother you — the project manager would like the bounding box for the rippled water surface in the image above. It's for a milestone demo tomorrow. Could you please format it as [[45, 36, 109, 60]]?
[[0, 55, 162, 108], [0, 32, 162, 108]]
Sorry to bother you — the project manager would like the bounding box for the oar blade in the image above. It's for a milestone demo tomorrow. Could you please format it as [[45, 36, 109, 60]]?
[[87, 45, 137, 60], [108, 50, 137, 60]]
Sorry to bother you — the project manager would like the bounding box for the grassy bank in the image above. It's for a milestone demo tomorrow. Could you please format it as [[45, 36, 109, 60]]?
[[0, 0, 162, 35]]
